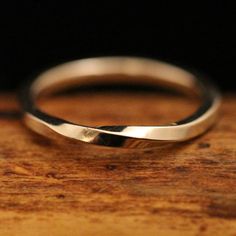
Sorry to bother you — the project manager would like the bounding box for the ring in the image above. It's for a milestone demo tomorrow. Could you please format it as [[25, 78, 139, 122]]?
[[21, 57, 221, 149]]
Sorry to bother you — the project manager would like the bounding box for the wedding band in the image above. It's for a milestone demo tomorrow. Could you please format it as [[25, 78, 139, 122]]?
[[21, 57, 221, 148]]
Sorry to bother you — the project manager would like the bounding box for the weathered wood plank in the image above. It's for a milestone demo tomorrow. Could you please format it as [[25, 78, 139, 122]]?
[[0, 92, 236, 236]]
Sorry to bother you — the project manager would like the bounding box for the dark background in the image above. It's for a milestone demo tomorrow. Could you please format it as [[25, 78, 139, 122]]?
[[0, 1, 235, 90]]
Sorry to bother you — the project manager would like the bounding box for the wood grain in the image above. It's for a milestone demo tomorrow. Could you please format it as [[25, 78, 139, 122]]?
[[0, 91, 236, 236]]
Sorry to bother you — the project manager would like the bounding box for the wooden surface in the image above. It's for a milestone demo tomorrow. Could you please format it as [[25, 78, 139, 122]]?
[[0, 91, 236, 236]]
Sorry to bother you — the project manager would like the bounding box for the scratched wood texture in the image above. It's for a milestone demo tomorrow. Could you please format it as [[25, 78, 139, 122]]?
[[0, 90, 236, 236]]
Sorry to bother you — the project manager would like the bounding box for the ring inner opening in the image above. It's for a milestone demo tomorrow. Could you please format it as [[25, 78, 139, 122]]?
[[36, 74, 201, 127]]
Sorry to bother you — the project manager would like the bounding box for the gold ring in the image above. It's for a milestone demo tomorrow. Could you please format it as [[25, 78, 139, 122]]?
[[21, 57, 221, 148]]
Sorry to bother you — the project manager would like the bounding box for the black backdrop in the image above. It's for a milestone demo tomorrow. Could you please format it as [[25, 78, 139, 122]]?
[[1, 1, 235, 90]]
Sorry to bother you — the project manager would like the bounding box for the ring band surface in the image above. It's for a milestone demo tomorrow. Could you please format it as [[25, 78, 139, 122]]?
[[21, 57, 221, 148]]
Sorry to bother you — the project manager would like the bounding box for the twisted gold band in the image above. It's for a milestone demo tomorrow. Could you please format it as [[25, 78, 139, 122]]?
[[21, 57, 221, 148]]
